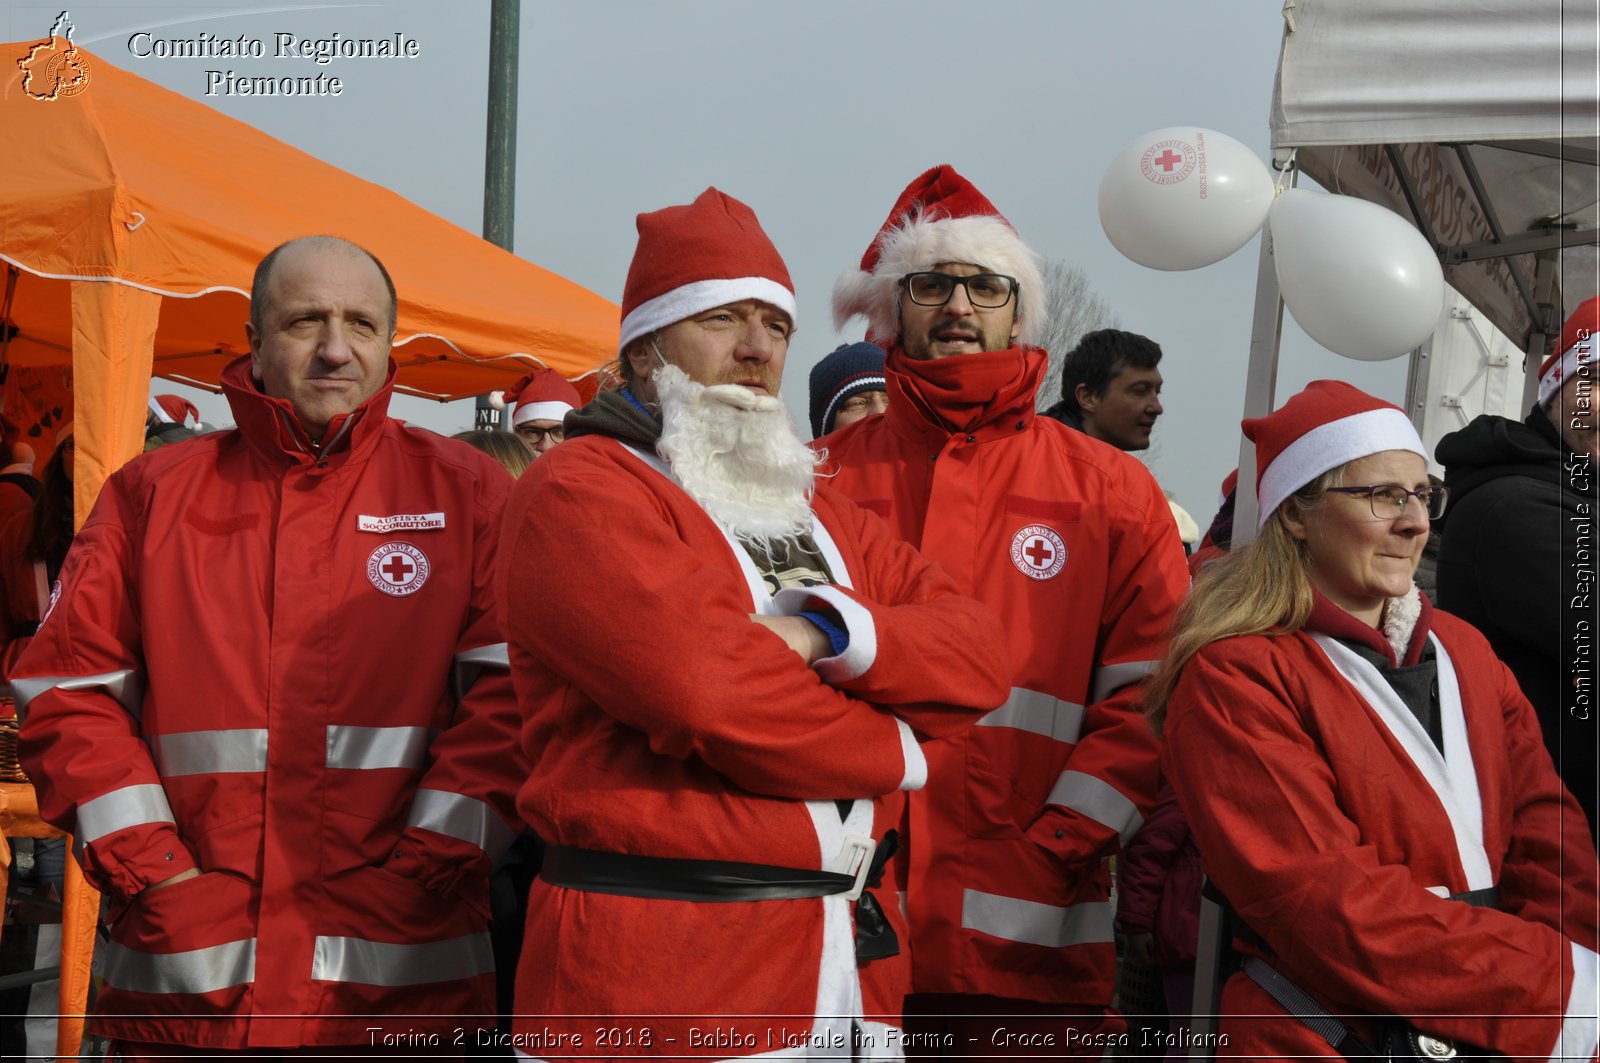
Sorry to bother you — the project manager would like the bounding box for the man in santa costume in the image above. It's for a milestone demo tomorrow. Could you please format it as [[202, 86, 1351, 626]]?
[[492, 367, 582, 456], [819, 165, 1190, 1054], [498, 187, 1009, 1059]]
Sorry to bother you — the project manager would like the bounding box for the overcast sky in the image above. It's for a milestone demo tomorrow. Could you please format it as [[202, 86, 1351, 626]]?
[[7, 0, 1425, 519]]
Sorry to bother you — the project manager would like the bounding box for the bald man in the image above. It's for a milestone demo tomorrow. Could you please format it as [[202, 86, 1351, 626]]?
[[16, 236, 524, 1056]]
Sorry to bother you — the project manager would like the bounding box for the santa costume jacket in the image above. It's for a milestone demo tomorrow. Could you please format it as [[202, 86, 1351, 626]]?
[[1163, 594, 1600, 1061], [499, 392, 1009, 1060], [816, 343, 1190, 1006], [15, 356, 524, 1049]]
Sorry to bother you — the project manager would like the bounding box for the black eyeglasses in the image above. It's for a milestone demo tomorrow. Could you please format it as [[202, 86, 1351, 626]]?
[[1325, 484, 1449, 520], [516, 425, 565, 445], [900, 272, 1018, 309]]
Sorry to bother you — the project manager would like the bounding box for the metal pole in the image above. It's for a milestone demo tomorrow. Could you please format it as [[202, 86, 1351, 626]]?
[[1520, 252, 1560, 414], [1231, 166, 1295, 543], [477, 0, 520, 430]]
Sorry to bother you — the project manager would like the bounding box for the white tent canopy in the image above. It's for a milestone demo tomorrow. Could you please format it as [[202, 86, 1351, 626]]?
[[1270, 0, 1598, 353], [1232, 0, 1599, 532]]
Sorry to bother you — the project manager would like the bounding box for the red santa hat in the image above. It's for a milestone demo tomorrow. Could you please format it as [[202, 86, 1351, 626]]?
[[150, 393, 200, 429], [832, 165, 1046, 346], [618, 188, 796, 353], [1538, 295, 1598, 407], [1242, 380, 1427, 529], [490, 368, 582, 427], [1217, 467, 1239, 509]]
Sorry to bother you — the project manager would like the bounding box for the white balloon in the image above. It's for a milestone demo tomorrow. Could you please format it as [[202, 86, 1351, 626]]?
[[1269, 189, 1445, 361], [1097, 127, 1275, 271]]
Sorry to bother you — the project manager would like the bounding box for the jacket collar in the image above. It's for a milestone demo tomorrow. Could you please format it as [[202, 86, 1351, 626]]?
[[1306, 587, 1433, 667], [882, 341, 1045, 444], [221, 354, 396, 467]]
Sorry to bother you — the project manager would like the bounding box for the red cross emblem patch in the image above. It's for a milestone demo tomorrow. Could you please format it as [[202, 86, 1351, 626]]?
[[366, 541, 430, 597], [1139, 139, 1196, 185], [1010, 524, 1067, 581]]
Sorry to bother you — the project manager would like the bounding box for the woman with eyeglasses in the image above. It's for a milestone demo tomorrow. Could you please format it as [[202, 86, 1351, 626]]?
[[1146, 380, 1598, 1061]]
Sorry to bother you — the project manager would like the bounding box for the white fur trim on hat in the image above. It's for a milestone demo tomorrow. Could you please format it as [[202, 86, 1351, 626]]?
[[832, 213, 1045, 345], [618, 277, 797, 353], [512, 400, 576, 427], [1257, 407, 1426, 528], [1538, 339, 1594, 407]]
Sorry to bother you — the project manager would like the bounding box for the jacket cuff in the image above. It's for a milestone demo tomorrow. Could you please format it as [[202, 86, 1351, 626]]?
[[1556, 940, 1599, 1061], [772, 585, 877, 682], [1024, 806, 1107, 869], [896, 717, 927, 791], [82, 826, 198, 900], [387, 828, 488, 899]]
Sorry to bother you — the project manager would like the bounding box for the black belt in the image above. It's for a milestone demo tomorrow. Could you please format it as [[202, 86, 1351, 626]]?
[[1241, 887, 1502, 1062], [541, 831, 899, 961]]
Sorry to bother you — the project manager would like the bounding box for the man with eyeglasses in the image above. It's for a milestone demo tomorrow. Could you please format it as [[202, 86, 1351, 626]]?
[[1437, 294, 1600, 842], [821, 165, 1190, 1055], [493, 367, 581, 457]]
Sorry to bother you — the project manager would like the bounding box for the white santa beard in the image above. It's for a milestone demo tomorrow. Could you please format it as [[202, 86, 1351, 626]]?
[[654, 363, 819, 549]]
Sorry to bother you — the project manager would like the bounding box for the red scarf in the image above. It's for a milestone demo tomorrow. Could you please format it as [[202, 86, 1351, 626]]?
[[885, 342, 1045, 435]]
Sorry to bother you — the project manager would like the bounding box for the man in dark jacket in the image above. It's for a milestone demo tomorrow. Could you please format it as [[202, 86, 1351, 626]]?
[[1437, 295, 1598, 839]]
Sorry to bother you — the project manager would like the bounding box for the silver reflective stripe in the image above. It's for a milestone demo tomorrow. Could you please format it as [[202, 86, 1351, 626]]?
[[11, 669, 143, 721], [961, 889, 1114, 949], [453, 642, 510, 700], [151, 729, 268, 777], [312, 932, 493, 987], [326, 726, 431, 771], [1045, 771, 1143, 843], [405, 789, 516, 856], [1090, 659, 1159, 703], [77, 783, 176, 843], [102, 937, 256, 995], [976, 687, 1085, 744], [456, 643, 510, 670]]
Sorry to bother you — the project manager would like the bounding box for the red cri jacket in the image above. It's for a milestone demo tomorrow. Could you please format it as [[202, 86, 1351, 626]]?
[[15, 356, 524, 1049], [817, 343, 1190, 1006]]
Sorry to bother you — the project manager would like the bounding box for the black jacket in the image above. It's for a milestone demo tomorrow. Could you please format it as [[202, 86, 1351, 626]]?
[[1436, 407, 1598, 835]]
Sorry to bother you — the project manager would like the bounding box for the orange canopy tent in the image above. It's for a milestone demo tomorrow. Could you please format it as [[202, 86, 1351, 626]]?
[[0, 35, 619, 1058], [1, 35, 621, 519]]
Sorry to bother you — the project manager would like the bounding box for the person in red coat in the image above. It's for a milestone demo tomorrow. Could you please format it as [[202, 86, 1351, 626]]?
[[1148, 380, 1599, 1061], [16, 237, 524, 1056], [819, 165, 1190, 1056], [498, 188, 1009, 1060]]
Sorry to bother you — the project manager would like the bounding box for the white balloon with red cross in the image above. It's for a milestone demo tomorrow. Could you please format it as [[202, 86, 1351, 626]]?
[[1098, 127, 1276, 271]]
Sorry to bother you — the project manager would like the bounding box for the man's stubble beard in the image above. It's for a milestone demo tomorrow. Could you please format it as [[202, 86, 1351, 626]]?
[[654, 363, 821, 549]]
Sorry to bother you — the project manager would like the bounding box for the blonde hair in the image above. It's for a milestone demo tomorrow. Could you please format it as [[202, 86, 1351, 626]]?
[[1145, 467, 1341, 736], [452, 429, 535, 477]]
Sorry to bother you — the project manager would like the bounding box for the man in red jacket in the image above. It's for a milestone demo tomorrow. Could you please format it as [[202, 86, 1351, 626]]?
[[499, 188, 1009, 1058], [820, 166, 1191, 1056], [16, 236, 524, 1057]]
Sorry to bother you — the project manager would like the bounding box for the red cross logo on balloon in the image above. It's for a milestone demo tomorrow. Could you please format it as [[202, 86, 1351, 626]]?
[[1139, 139, 1196, 186], [366, 541, 431, 597], [1010, 525, 1067, 581]]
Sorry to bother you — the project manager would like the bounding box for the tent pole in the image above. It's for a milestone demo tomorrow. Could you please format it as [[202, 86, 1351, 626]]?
[[478, 0, 521, 431], [1520, 251, 1560, 412], [1230, 167, 1295, 544]]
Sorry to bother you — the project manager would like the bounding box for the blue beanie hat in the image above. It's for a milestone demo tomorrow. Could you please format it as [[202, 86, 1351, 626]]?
[[808, 342, 887, 437]]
